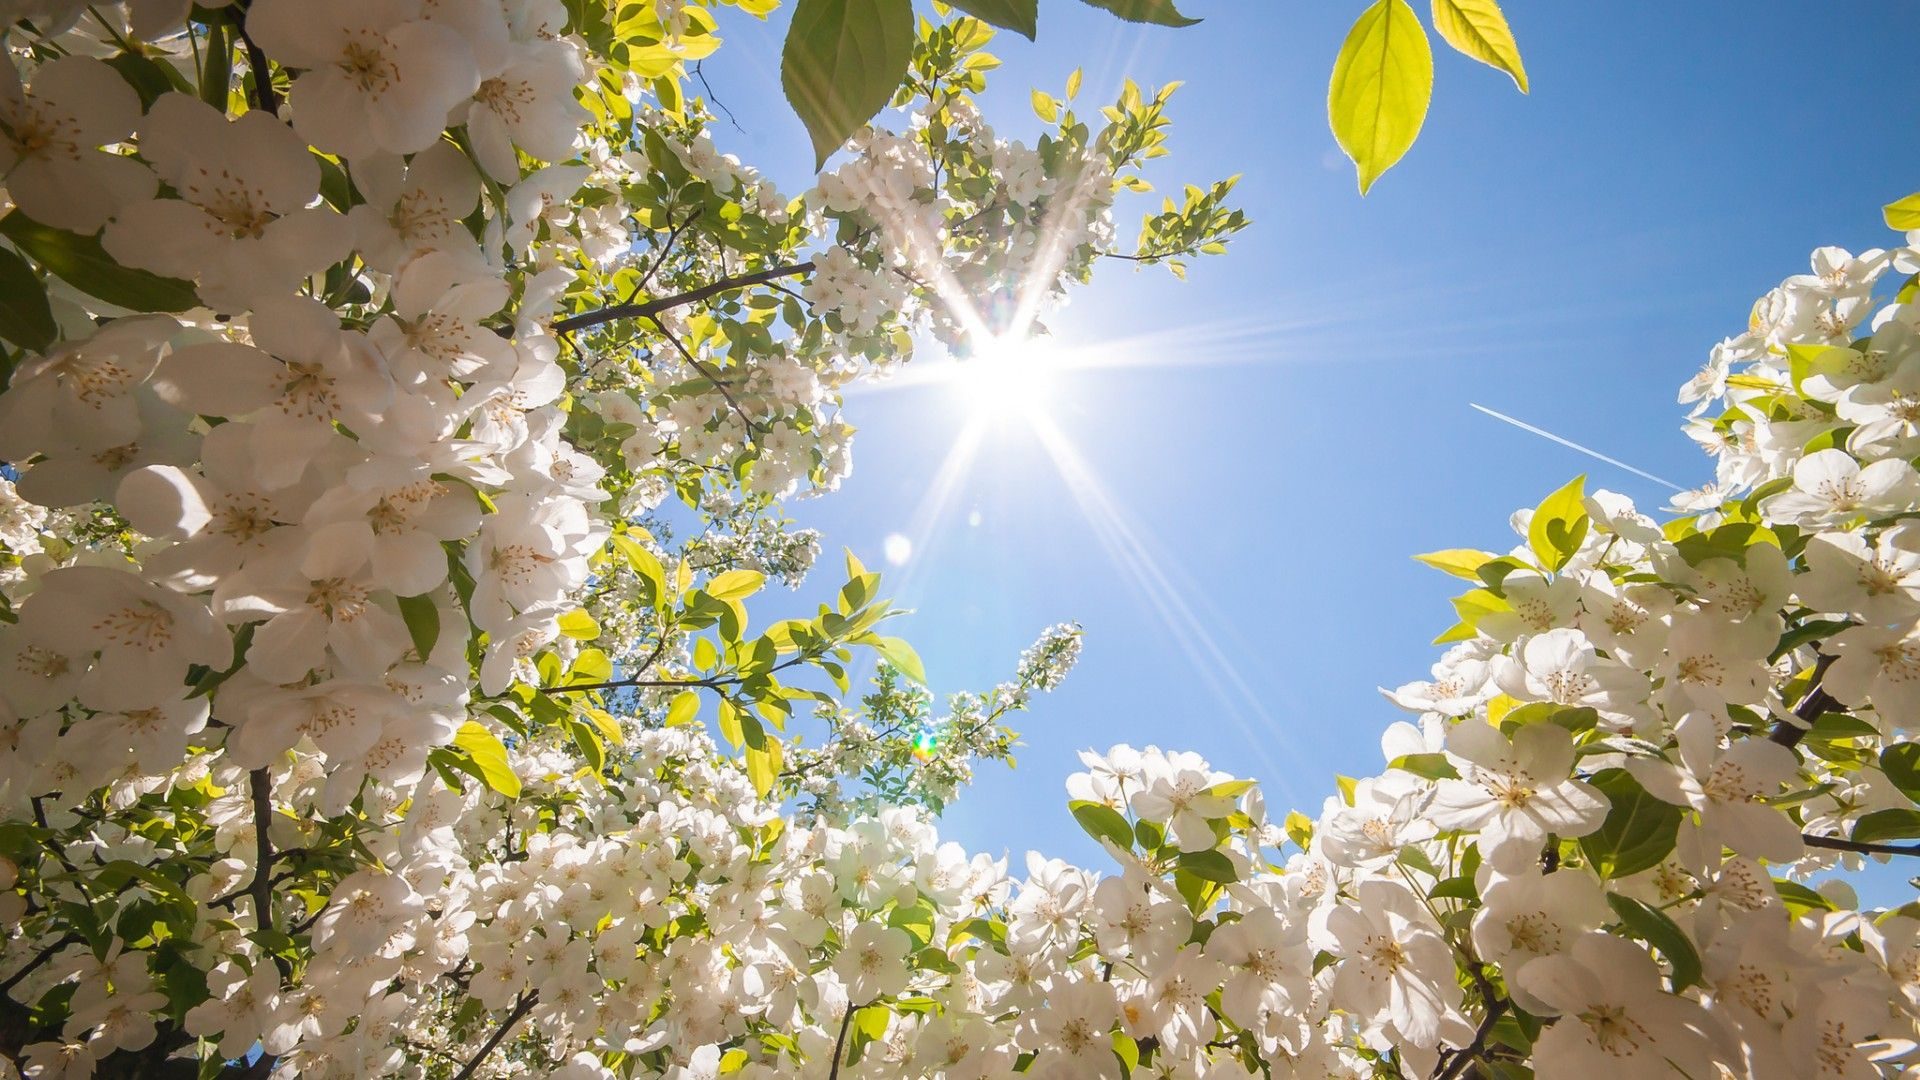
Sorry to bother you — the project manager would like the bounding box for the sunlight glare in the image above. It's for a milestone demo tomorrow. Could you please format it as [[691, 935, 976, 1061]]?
[[954, 335, 1057, 419]]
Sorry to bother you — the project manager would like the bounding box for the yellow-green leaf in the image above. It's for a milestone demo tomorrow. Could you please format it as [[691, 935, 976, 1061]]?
[[558, 608, 600, 640], [868, 635, 927, 685], [745, 738, 782, 797], [1328, 0, 1433, 194], [665, 690, 700, 727], [1031, 89, 1060, 122], [1885, 192, 1920, 232], [1412, 548, 1498, 580], [718, 699, 744, 748], [1527, 474, 1589, 572], [707, 569, 766, 601], [1430, 0, 1527, 92], [454, 721, 521, 799]]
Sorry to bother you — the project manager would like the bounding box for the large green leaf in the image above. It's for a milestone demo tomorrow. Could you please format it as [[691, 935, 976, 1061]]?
[[0, 212, 199, 313], [1851, 808, 1920, 845], [0, 247, 55, 352], [946, 0, 1038, 38], [780, 0, 914, 168], [1607, 894, 1702, 991], [1328, 0, 1433, 194], [1070, 800, 1134, 853], [1885, 192, 1920, 232], [1076, 0, 1198, 28], [1578, 767, 1682, 879], [1429, 0, 1527, 92], [396, 593, 440, 660], [867, 635, 927, 685], [1882, 743, 1920, 803]]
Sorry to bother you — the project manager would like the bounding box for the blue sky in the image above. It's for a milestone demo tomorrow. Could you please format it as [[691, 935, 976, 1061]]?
[[694, 4, 1920, 884]]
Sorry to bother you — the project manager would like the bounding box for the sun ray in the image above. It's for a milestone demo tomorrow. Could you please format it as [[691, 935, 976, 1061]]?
[[1027, 414, 1304, 803]]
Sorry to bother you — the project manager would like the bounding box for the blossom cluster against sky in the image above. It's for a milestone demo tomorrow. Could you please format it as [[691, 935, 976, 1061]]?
[[696, 1, 1920, 869]]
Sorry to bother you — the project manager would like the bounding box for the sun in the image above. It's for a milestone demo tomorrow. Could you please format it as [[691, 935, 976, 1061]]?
[[951, 334, 1058, 419]]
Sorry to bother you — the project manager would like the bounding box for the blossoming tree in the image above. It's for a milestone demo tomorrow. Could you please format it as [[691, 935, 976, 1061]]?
[[0, 1, 1917, 1079]]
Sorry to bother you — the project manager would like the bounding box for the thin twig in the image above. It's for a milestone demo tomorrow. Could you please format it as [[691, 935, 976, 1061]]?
[[651, 318, 759, 442], [452, 991, 538, 1080], [826, 1004, 856, 1080], [621, 208, 704, 306], [0, 933, 79, 997], [1434, 964, 1508, 1080]]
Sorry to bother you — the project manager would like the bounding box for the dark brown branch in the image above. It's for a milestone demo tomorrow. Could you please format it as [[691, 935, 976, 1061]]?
[[650, 318, 759, 442], [550, 261, 814, 334], [826, 1004, 856, 1080], [1433, 964, 1508, 1080], [1803, 833, 1920, 858], [248, 769, 273, 930], [452, 991, 537, 1080], [1771, 653, 1839, 748], [0, 933, 79, 997], [238, 18, 278, 117], [621, 208, 703, 306]]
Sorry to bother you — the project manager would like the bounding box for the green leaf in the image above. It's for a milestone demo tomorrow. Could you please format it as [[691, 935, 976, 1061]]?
[[1851, 808, 1920, 845], [1881, 744, 1920, 803], [1388, 752, 1459, 780], [1070, 801, 1134, 853], [780, 0, 915, 168], [1175, 848, 1238, 884], [665, 690, 700, 727], [397, 593, 440, 660], [453, 721, 521, 799], [1578, 768, 1682, 879], [1607, 894, 1702, 991], [1328, 0, 1433, 194], [1031, 89, 1060, 123], [0, 246, 55, 352], [1429, 0, 1527, 92], [557, 608, 600, 640], [108, 51, 187, 109], [945, 0, 1037, 38], [868, 635, 926, 685], [745, 738, 782, 797], [1526, 474, 1589, 572], [1077, 0, 1198, 28], [707, 568, 766, 601], [1885, 192, 1920, 231], [717, 698, 744, 748], [1412, 548, 1498, 580], [0, 211, 200, 312], [887, 896, 936, 949]]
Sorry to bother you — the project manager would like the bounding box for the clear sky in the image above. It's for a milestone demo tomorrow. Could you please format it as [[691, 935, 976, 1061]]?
[[693, 4, 1920, 887]]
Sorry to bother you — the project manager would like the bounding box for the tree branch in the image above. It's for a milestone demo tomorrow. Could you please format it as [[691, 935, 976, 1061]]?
[[1803, 833, 1920, 858], [248, 769, 273, 930], [1434, 964, 1509, 1080], [650, 317, 760, 442], [826, 1004, 856, 1080], [451, 991, 537, 1080], [550, 261, 815, 335], [0, 933, 78, 997], [1770, 652, 1839, 749]]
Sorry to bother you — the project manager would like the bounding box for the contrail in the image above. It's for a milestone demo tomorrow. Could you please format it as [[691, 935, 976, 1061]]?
[[1469, 403, 1684, 492]]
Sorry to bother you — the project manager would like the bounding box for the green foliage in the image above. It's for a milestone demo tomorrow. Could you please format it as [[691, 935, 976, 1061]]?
[[0, 246, 55, 352], [1429, 0, 1528, 92], [0, 212, 199, 312]]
